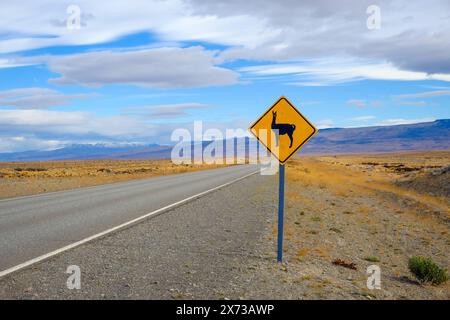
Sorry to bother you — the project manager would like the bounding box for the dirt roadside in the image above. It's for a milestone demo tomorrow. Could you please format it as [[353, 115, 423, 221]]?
[[224, 153, 449, 299]]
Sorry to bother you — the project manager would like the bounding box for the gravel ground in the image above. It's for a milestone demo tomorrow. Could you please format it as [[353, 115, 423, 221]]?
[[0, 173, 278, 299]]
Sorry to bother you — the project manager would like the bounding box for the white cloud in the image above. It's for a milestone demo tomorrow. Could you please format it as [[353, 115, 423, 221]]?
[[0, 109, 155, 138], [0, 1, 185, 53], [351, 115, 375, 121], [124, 103, 210, 119], [0, 108, 255, 152], [158, 14, 281, 48], [398, 101, 428, 106], [1, 1, 450, 86], [0, 87, 92, 109], [316, 119, 334, 129], [346, 99, 366, 108], [392, 89, 450, 107], [0, 136, 64, 153], [395, 90, 450, 99], [240, 59, 450, 86], [375, 118, 435, 126], [0, 0, 279, 54], [0, 1, 449, 75], [0, 87, 56, 98], [0, 58, 31, 68], [206, 1, 450, 75], [41, 46, 238, 88]]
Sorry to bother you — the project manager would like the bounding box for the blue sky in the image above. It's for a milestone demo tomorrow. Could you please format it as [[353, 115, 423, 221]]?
[[0, 0, 449, 152]]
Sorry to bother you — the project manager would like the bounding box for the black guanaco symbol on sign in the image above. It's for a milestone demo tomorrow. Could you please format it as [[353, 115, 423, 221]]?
[[271, 111, 296, 148]]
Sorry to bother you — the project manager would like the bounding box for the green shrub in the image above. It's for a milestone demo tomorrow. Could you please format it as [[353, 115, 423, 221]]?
[[408, 256, 448, 285], [364, 256, 380, 263]]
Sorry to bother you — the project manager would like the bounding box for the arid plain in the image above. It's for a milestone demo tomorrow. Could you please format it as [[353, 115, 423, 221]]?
[[248, 151, 449, 299]]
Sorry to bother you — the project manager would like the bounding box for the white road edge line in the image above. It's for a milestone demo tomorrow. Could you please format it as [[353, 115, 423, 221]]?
[[0, 169, 260, 279]]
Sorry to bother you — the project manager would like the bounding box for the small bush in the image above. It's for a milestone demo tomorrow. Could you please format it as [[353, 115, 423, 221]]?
[[408, 256, 448, 285], [364, 256, 380, 263], [332, 258, 357, 270]]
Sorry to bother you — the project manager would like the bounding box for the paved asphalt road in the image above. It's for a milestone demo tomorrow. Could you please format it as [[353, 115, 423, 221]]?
[[0, 169, 275, 299], [0, 165, 258, 272]]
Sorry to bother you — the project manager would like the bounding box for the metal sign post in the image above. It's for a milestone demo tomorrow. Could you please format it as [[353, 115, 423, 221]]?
[[249, 96, 317, 263], [277, 163, 285, 263]]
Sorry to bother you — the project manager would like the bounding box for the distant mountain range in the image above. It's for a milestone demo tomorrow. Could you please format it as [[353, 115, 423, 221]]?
[[301, 118, 450, 154], [0, 119, 449, 161], [0, 143, 173, 161]]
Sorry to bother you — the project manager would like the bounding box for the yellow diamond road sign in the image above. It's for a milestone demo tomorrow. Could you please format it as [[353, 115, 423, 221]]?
[[249, 96, 317, 164]]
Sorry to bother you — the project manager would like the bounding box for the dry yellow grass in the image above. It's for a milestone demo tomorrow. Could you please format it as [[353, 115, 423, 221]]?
[[0, 160, 228, 199], [275, 151, 450, 299], [288, 151, 449, 216]]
